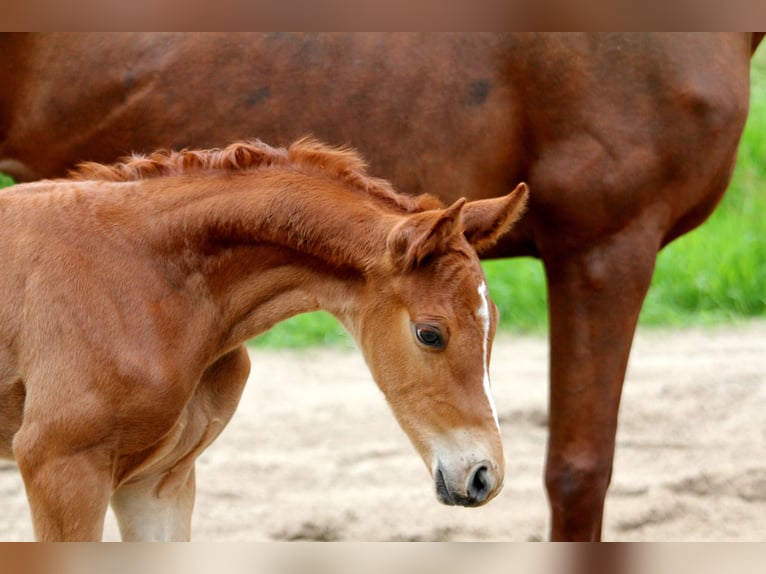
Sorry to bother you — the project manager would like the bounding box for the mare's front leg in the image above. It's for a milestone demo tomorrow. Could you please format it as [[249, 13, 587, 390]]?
[[540, 226, 658, 541]]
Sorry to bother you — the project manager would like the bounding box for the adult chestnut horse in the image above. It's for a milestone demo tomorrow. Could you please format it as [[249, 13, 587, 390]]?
[[0, 33, 763, 540], [0, 138, 528, 540]]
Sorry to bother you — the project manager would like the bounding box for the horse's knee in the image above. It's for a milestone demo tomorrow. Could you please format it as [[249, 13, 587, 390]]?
[[547, 453, 610, 491], [545, 454, 612, 506], [545, 454, 612, 540]]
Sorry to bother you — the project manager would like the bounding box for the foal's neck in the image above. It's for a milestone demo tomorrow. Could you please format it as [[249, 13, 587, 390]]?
[[141, 170, 398, 348], [153, 171, 394, 267]]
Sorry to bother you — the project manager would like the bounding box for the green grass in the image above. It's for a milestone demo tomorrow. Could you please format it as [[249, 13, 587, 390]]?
[[252, 311, 353, 348], [638, 48, 766, 326], [3, 48, 765, 348]]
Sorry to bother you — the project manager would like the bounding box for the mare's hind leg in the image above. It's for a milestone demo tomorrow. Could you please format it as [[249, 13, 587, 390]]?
[[540, 225, 659, 541]]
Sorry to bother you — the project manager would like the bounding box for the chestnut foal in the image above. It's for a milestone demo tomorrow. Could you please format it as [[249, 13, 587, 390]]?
[[0, 138, 528, 540]]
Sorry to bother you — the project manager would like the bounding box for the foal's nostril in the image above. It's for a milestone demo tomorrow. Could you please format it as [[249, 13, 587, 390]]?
[[467, 463, 491, 504], [434, 461, 499, 507]]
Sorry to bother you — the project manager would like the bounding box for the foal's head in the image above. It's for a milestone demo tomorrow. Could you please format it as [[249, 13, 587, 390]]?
[[351, 183, 528, 507]]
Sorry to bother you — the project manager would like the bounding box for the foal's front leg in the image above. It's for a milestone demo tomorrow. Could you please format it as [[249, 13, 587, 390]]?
[[13, 424, 113, 541], [111, 467, 196, 541], [111, 346, 251, 541]]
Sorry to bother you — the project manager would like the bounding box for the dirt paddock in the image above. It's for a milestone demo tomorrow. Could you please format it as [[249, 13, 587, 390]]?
[[1, 321, 764, 541]]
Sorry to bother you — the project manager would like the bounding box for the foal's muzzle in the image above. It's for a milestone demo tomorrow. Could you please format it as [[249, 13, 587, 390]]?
[[434, 460, 502, 507]]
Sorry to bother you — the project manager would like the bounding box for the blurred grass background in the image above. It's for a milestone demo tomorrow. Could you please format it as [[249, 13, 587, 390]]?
[[2, 48, 764, 348]]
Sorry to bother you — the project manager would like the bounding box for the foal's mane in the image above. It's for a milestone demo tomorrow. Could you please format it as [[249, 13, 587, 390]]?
[[70, 137, 442, 213]]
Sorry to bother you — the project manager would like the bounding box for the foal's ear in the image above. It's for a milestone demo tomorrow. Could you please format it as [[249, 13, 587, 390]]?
[[387, 198, 466, 270], [463, 183, 529, 254]]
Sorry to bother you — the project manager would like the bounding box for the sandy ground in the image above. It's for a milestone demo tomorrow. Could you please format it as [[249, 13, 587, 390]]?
[[1, 321, 764, 542]]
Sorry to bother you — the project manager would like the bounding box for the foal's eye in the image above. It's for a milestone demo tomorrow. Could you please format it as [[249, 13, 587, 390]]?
[[413, 323, 445, 350]]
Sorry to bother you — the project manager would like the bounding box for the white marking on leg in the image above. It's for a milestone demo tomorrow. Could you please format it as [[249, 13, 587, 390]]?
[[477, 281, 500, 430]]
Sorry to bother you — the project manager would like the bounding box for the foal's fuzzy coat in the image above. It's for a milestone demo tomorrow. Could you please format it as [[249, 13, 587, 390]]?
[[0, 138, 527, 540]]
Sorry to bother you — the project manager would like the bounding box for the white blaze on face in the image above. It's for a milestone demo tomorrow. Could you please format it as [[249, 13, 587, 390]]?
[[477, 282, 500, 430]]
